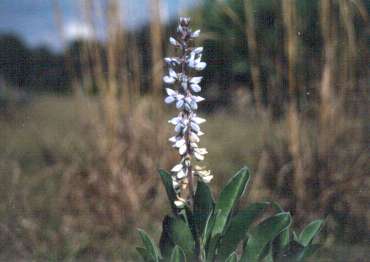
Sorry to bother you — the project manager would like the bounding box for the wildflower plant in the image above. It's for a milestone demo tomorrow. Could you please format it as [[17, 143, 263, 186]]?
[[163, 17, 211, 209], [137, 18, 323, 262]]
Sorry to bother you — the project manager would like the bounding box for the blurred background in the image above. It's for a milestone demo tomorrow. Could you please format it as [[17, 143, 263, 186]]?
[[0, 0, 369, 261]]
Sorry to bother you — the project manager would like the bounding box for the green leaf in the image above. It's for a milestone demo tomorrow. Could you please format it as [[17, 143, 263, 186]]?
[[206, 233, 221, 262], [166, 216, 195, 260], [225, 252, 238, 262], [292, 231, 299, 242], [261, 243, 274, 262], [299, 244, 321, 261], [275, 241, 305, 262], [170, 246, 186, 262], [159, 170, 178, 214], [184, 207, 198, 245], [212, 167, 251, 237], [194, 181, 214, 236], [138, 229, 161, 262], [271, 201, 285, 213], [298, 220, 324, 246], [159, 216, 175, 259], [271, 200, 291, 254], [136, 247, 151, 262], [278, 228, 290, 249], [217, 202, 269, 260], [276, 241, 321, 262], [241, 212, 292, 262]]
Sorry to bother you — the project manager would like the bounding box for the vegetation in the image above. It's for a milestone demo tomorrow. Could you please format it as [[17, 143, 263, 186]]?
[[0, 0, 369, 261]]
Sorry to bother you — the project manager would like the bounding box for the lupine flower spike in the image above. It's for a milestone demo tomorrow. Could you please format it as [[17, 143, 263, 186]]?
[[163, 17, 212, 208]]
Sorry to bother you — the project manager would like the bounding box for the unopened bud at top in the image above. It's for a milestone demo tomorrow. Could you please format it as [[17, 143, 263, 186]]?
[[179, 17, 190, 26]]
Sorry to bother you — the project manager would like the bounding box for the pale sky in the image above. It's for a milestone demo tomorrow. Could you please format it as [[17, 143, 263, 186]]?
[[0, 0, 198, 51]]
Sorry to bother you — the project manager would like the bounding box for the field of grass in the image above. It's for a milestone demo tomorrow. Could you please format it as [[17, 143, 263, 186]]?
[[0, 95, 368, 261]]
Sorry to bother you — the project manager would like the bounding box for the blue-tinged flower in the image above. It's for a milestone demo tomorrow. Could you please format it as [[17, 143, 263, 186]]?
[[169, 37, 179, 46], [191, 30, 200, 38], [163, 17, 211, 208]]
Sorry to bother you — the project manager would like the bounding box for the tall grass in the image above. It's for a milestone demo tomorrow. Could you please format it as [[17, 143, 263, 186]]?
[[0, 0, 368, 260]]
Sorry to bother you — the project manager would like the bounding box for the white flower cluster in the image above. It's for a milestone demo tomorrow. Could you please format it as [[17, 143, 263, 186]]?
[[163, 17, 212, 208]]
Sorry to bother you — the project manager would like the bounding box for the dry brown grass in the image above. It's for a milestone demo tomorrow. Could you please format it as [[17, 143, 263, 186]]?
[[0, 0, 368, 260]]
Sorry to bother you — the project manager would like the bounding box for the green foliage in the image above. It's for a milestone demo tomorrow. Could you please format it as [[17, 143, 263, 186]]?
[[298, 220, 324, 247], [170, 246, 186, 262], [137, 167, 323, 261], [159, 170, 179, 214], [137, 229, 162, 262]]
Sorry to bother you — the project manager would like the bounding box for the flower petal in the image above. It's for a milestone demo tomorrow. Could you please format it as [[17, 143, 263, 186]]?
[[175, 139, 186, 148], [169, 68, 177, 79], [193, 47, 203, 54], [171, 163, 183, 172], [174, 199, 186, 208], [166, 88, 176, 96], [169, 37, 178, 46], [177, 169, 187, 179], [195, 62, 207, 71], [176, 99, 184, 109], [191, 122, 200, 132], [190, 77, 203, 84], [163, 76, 175, 84], [194, 151, 205, 161], [169, 136, 177, 143], [191, 30, 200, 38], [201, 175, 213, 183], [194, 96, 205, 102], [191, 84, 201, 92], [190, 100, 198, 110], [168, 117, 180, 125], [190, 132, 200, 143], [179, 144, 187, 155], [192, 116, 206, 124], [165, 96, 175, 104]]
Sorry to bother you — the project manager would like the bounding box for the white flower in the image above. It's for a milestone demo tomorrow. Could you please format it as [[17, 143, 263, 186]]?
[[168, 116, 180, 125], [171, 163, 183, 172], [169, 68, 177, 79], [179, 17, 190, 25], [192, 116, 206, 124], [177, 169, 187, 179], [194, 96, 205, 102], [190, 76, 203, 84], [196, 148, 208, 155], [163, 17, 211, 208], [193, 47, 203, 54], [163, 76, 175, 84], [191, 30, 200, 38], [164, 88, 177, 104], [191, 84, 201, 92], [175, 138, 186, 148], [179, 144, 187, 155], [194, 151, 205, 161], [190, 132, 200, 143], [201, 175, 213, 183], [169, 37, 179, 46], [174, 122, 183, 133], [190, 100, 198, 110], [195, 61, 207, 71], [166, 88, 176, 96], [197, 169, 211, 177], [165, 57, 180, 65], [176, 99, 184, 109], [190, 122, 200, 133], [174, 199, 186, 208], [181, 81, 188, 90], [165, 96, 175, 104]]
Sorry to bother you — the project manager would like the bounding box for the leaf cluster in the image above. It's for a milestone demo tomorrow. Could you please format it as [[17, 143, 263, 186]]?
[[137, 167, 323, 261]]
